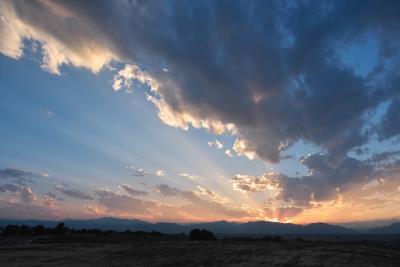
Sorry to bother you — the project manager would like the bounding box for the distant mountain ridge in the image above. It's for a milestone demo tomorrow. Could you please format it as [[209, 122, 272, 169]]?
[[369, 222, 400, 234], [0, 217, 398, 235]]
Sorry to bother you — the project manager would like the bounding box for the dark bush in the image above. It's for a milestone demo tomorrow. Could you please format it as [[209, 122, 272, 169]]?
[[2, 225, 22, 236], [33, 225, 45, 236], [272, 235, 283, 242], [260, 235, 272, 241], [54, 222, 68, 235], [150, 231, 162, 236], [19, 225, 32, 235], [189, 229, 216, 241], [295, 237, 304, 242]]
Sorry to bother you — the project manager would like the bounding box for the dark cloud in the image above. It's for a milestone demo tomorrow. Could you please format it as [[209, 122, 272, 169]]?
[[119, 184, 148, 196], [0, 183, 35, 203], [0, 168, 43, 184], [0, 168, 35, 179], [2, 0, 400, 164], [233, 153, 379, 207], [53, 184, 94, 200], [377, 97, 400, 140]]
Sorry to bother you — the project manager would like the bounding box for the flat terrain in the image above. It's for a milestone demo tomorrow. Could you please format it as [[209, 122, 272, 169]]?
[[1, 235, 400, 266]]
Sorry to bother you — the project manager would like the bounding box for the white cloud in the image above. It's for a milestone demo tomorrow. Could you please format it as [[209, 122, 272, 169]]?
[[225, 149, 233, 157], [195, 186, 230, 204], [126, 166, 148, 177], [179, 173, 200, 180], [232, 173, 281, 193], [0, 0, 116, 74], [233, 139, 256, 160], [112, 64, 160, 92], [155, 170, 165, 177], [208, 139, 223, 149]]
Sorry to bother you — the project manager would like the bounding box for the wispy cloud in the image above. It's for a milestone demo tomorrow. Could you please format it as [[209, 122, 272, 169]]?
[[0, 183, 36, 203], [119, 184, 148, 196], [54, 184, 94, 200], [39, 108, 55, 118], [179, 173, 201, 180], [126, 166, 149, 177]]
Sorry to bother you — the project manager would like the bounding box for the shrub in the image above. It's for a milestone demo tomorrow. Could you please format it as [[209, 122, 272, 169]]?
[[33, 225, 45, 236], [54, 222, 68, 235], [272, 235, 283, 242], [2, 225, 22, 236], [189, 229, 217, 241], [260, 235, 272, 241]]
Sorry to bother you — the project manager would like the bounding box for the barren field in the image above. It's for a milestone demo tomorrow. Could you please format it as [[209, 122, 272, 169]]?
[[1, 235, 400, 266]]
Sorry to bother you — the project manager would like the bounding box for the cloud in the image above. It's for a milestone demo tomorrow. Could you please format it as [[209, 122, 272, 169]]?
[[224, 149, 233, 157], [53, 184, 94, 200], [377, 97, 400, 141], [3, 0, 400, 165], [263, 206, 303, 222], [119, 184, 148, 196], [126, 166, 148, 177], [155, 184, 251, 219], [43, 192, 64, 208], [195, 186, 230, 204], [179, 173, 201, 180], [0, 184, 35, 203], [155, 170, 165, 177], [235, 152, 399, 210], [1, 0, 400, 222], [39, 108, 56, 118], [94, 189, 158, 214], [112, 64, 160, 92], [0, 199, 61, 220], [208, 139, 223, 149], [0, 0, 116, 74], [39, 172, 51, 178], [0, 168, 46, 184], [232, 173, 282, 193], [0, 168, 35, 178]]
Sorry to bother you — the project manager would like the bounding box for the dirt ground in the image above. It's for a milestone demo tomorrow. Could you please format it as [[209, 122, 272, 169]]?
[[1, 236, 400, 266]]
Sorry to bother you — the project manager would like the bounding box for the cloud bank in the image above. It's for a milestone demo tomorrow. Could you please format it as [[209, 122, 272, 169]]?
[[1, 0, 400, 222], [2, 0, 399, 163]]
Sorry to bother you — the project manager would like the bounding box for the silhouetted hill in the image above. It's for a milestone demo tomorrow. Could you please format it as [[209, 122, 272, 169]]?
[[0, 219, 59, 228], [370, 222, 400, 234], [0, 217, 364, 235], [303, 223, 357, 235], [63, 217, 149, 231]]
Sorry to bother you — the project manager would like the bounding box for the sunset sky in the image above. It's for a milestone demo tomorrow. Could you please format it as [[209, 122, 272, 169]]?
[[0, 0, 399, 225]]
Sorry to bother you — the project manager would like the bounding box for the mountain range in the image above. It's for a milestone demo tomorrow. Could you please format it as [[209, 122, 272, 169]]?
[[0, 217, 399, 235]]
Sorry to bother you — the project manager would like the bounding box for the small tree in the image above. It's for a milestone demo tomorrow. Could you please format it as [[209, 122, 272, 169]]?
[[33, 225, 45, 236], [54, 222, 68, 235], [2, 225, 20, 236], [189, 229, 216, 241]]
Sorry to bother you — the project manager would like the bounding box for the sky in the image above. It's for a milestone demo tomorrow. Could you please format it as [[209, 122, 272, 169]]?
[[0, 0, 399, 225]]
